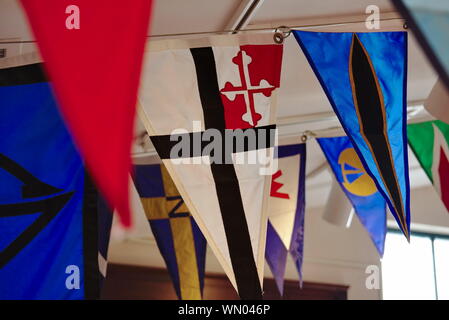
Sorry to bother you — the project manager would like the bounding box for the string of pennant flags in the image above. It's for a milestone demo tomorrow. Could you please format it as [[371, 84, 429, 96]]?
[[133, 103, 430, 160], [0, 0, 449, 300]]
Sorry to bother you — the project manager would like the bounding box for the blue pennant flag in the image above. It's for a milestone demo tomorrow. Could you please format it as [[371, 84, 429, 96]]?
[[133, 164, 207, 300], [0, 62, 112, 299], [318, 136, 387, 256], [293, 30, 410, 239], [265, 143, 306, 295], [393, 0, 449, 90]]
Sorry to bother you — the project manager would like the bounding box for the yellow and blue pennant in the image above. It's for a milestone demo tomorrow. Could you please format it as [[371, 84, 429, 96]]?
[[133, 164, 206, 300]]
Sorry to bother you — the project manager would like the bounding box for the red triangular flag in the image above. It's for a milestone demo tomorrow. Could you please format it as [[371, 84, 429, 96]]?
[[20, 0, 153, 227]]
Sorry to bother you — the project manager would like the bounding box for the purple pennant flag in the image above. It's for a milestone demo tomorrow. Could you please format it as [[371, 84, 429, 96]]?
[[265, 143, 306, 295]]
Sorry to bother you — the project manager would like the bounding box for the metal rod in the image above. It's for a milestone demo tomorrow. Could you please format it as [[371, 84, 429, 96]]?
[[233, 0, 264, 33], [150, 17, 405, 38], [0, 17, 405, 45], [431, 236, 439, 300]]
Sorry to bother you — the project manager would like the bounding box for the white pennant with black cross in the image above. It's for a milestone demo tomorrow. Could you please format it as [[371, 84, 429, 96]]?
[[138, 34, 283, 299]]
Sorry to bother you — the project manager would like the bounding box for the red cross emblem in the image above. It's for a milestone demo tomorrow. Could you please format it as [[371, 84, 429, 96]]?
[[220, 50, 276, 127]]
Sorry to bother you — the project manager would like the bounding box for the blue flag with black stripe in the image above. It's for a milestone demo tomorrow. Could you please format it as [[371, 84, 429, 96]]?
[[0, 62, 112, 299], [318, 136, 387, 256], [294, 31, 410, 239], [133, 164, 206, 300]]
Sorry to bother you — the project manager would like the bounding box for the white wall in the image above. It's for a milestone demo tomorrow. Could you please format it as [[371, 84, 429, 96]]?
[[297, 207, 381, 300]]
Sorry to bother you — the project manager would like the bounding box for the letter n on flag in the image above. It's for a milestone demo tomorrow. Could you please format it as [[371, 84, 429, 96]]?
[[138, 35, 283, 299], [20, 0, 153, 227], [293, 31, 411, 239], [132, 164, 207, 300]]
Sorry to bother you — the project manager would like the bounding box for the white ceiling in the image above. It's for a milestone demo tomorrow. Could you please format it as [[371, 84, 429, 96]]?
[[254, 0, 394, 25], [0, 0, 438, 193], [150, 0, 242, 35]]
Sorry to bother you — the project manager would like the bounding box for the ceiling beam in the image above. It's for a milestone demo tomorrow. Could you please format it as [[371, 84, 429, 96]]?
[[225, 0, 265, 33]]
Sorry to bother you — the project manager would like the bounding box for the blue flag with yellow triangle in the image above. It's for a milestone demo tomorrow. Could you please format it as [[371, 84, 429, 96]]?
[[133, 164, 206, 300], [294, 30, 410, 239], [318, 136, 387, 256]]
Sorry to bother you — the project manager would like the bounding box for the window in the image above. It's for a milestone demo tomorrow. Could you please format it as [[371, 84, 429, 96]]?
[[434, 238, 449, 299], [381, 230, 449, 300]]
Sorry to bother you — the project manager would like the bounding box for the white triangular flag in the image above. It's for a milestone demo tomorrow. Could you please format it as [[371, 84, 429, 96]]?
[[138, 34, 283, 299]]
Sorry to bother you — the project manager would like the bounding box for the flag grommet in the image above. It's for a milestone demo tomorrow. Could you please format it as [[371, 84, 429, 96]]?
[[273, 26, 291, 44]]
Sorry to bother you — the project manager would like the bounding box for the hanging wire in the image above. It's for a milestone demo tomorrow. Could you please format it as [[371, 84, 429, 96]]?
[[148, 17, 405, 38], [0, 17, 406, 45]]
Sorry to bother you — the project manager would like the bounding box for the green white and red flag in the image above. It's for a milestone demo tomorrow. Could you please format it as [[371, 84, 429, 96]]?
[[408, 120, 449, 213]]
